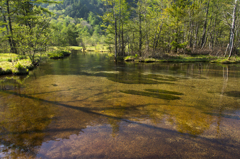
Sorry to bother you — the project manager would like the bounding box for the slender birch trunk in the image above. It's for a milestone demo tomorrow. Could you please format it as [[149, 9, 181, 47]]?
[[228, 0, 238, 59]]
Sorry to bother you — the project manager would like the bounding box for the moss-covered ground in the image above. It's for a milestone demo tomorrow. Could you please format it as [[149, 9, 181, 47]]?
[[0, 48, 71, 75], [0, 54, 33, 75], [124, 54, 240, 64], [47, 50, 71, 59]]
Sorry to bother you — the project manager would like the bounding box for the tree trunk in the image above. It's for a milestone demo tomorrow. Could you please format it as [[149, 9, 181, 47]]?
[[127, 36, 129, 55], [194, 24, 199, 50], [154, 23, 163, 52], [118, 20, 121, 56], [0, 6, 13, 52], [201, 0, 210, 49], [228, 0, 238, 59], [6, 0, 17, 53], [132, 32, 134, 54], [121, 21, 124, 56], [114, 7, 117, 61], [139, 4, 142, 57]]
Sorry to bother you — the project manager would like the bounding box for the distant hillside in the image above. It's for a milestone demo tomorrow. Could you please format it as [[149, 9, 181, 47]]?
[[52, 0, 104, 19]]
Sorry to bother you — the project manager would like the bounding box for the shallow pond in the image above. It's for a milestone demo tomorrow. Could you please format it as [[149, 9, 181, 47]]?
[[1, 51, 240, 158]]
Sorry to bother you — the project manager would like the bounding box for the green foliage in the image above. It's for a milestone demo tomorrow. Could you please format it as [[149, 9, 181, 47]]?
[[53, 0, 104, 20], [211, 57, 240, 64], [1, 0, 238, 60], [14, 62, 25, 70], [171, 41, 188, 50], [124, 56, 135, 61], [0, 0, 55, 63], [13, 62, 29, 75]]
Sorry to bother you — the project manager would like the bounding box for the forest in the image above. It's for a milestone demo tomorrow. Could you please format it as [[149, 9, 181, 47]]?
[[0, 0, 240, 62]]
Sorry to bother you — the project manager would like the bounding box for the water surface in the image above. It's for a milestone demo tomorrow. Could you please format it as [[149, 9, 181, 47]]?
[[1, 52, 240, 158]]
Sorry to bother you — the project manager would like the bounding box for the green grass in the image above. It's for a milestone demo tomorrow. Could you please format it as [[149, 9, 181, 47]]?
[[139, 58, 159, 63], [0, 58, 33, 75], [210, 56, 240, 64], [124, 54, 215, 63], [67, 46, 83, 50], [124, 54, 240, 64], [85, 44, 109, 52], [47, 50, 71, 59], [0, 53, 43, 75], [160, 55, 212, 63], [124, 56, 136, 61], [0, 53, 18, 62], [0, 48, 73, 76], [49, 45, 109, 52]]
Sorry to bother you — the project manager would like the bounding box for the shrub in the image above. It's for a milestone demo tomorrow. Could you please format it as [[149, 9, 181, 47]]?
[[18, 55, 27, 60], [14, 62, 25, 70], [13, 64, 29, 75]]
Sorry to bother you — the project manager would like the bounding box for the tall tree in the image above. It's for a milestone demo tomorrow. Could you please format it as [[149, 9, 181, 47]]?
[[228, 0, 238, 58]]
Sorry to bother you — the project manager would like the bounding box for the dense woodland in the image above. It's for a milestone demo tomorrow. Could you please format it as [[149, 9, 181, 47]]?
[[0, 0, 240, 60]]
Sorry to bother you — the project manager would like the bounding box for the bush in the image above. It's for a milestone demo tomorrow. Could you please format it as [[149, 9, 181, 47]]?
[[12, 62, 28, 74], [14, 62, 25, 70], [18, 55, 27, 60], [60, 51, 71, 56]]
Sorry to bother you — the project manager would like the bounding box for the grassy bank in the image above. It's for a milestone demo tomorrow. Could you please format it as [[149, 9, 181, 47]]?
[[0, 49, 71, 75], [85, 45, 109, 52], [124, 54, 240, 64], [49, 44, 110, 52], [47, 50, 71, 59], [0, 53, 33, 75]]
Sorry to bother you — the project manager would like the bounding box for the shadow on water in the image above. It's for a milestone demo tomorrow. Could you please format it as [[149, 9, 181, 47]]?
[[1, 90, 239, 150], [106, 74, 175, 84], [225, 91, 240, 98], [204, 112, 240, 120], [120, 89, 182, 100], [145, 89, 184, 95]]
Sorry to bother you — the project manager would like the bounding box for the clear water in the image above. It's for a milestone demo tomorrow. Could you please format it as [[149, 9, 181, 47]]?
[[1, 51, 240, 158]]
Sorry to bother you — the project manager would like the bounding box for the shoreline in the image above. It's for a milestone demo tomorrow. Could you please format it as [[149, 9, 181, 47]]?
[[123, 55, 240, 64], [0, 50, 71, 76]]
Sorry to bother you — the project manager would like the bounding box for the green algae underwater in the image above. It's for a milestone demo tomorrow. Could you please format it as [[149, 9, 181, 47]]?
[[1, 51, 240, 158]]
